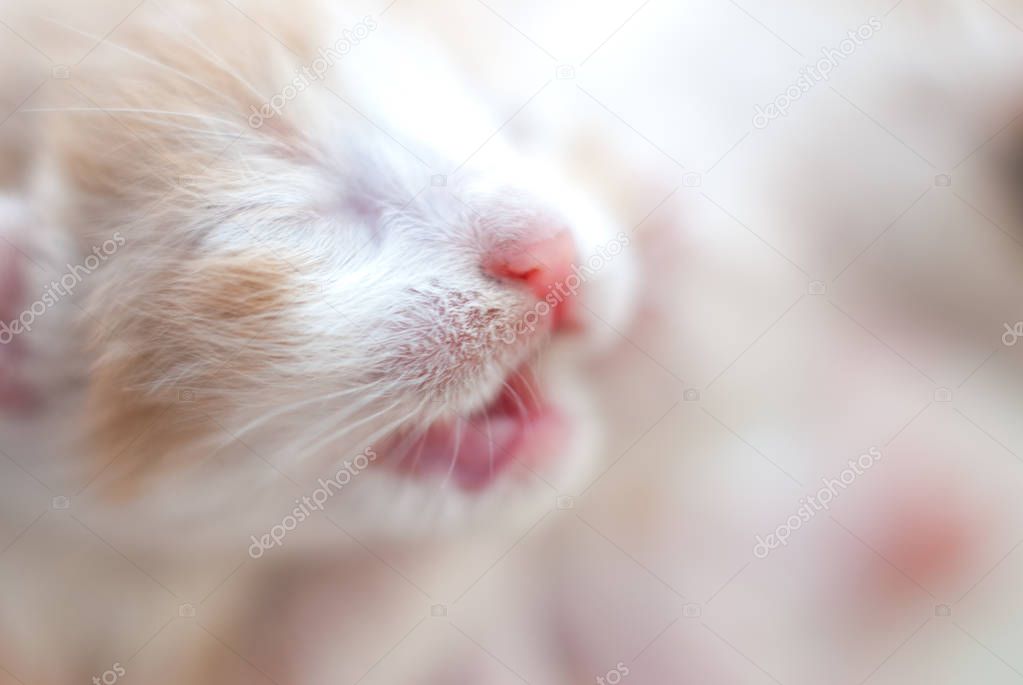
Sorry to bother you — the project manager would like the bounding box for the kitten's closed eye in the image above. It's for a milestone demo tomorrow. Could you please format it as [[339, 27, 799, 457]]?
[[7, 0, 638, 543]]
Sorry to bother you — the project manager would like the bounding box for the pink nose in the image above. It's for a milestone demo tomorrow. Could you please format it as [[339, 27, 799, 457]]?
[[483, 229, 578, 301]]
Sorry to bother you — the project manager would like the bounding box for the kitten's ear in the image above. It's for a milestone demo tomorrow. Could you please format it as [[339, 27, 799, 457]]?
[[84, 251, 299, 497]]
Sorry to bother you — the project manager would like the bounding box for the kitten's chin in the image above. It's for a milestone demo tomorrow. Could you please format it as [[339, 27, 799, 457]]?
[[331, 363, 597, 543]]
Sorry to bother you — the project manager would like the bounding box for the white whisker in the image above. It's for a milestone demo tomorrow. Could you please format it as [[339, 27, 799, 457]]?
[[514, 369, 543, 410], [37, 15, 238, 106], [231, 382, 388, 442], [287, 400, 402, 464], [150, 0, 272, 104], [22, 107, 244, 131], [408, 431, 427, 475], [483, 411, 494, 480], [441, 420, 463, 489], [503, 381, 531, 431]]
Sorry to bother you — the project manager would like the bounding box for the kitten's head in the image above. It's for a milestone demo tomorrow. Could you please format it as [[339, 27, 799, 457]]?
[[35, 0, 638, 535]]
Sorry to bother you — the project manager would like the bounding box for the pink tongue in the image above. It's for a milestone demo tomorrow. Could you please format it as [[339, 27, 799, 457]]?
[[416, 414, 524, 488]]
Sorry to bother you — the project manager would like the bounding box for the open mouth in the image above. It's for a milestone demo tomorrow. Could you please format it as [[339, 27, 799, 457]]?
[[386, 366, 569, 490]]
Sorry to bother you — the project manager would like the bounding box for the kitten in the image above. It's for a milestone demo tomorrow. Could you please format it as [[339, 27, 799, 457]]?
[[6, 0, 1023, 683], [0, 0, 647, 680], [2, 0, 638, 531]]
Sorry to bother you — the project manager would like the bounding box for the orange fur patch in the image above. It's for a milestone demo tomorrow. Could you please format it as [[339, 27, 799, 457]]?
[[86, 252, 297, 498]]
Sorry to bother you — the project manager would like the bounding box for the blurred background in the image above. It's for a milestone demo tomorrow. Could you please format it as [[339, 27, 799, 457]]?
[[4, 0, 1023, 683]]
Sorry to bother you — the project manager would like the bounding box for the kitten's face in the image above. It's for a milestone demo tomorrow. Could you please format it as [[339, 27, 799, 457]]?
[[37, 0, 638, 535]]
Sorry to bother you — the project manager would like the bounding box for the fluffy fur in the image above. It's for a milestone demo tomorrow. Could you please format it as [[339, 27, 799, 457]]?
[[5, 0, 1019, 683], [0, 2, 645, 679], [1, 0, 638, 542]]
